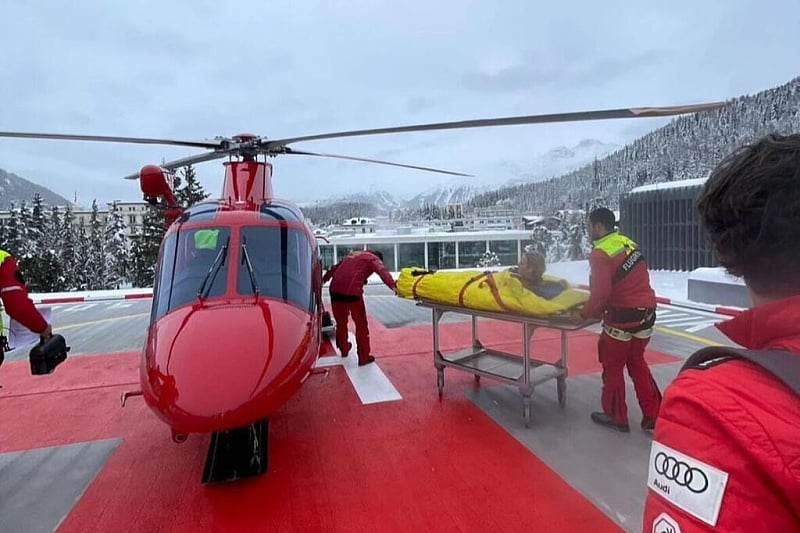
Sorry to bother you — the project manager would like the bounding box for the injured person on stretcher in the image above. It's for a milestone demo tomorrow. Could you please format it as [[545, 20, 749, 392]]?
[[508, 248, 570, 300], [397, 248, 588, 317]]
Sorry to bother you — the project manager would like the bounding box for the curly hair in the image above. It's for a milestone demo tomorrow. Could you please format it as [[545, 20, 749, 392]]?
[[696, 133, 800, 297]]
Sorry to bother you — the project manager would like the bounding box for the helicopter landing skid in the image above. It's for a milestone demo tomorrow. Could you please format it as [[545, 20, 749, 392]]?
[[201, 418, 269, 484]]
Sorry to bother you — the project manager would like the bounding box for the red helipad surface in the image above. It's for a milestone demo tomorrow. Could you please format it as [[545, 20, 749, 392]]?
[[0, 313, 677, 532]]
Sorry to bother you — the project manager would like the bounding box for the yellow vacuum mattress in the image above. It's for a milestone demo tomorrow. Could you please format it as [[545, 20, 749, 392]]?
[[397, 267, 589, 317]]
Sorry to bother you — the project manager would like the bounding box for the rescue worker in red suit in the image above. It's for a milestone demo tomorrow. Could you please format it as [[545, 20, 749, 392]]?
[[642, 134, 800, 532], [322, 250, 396, 367], [0, 248, 52, 366], [570, 208, 661, 432]]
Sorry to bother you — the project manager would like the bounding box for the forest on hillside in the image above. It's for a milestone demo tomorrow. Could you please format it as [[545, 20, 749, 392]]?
[[468, 76, 800, 213]]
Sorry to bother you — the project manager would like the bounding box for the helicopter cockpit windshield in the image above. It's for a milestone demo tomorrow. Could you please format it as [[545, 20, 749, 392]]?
[[151, 223, 316, 321], [236, 225, 314, 312], [152, 226, 232, 320]]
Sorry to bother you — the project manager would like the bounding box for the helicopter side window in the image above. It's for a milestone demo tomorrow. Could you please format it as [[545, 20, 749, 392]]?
[[153, 226, 232, 317], [152, 231, 178, 322], [237, 225, 313, 312]]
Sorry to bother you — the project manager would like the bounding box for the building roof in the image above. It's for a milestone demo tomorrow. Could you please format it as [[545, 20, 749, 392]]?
[[326, 228, 532, 244], [628, 177, 708, 194]]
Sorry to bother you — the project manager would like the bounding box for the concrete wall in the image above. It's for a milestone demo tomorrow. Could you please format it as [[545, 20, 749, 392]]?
[[687, 279, 752, 308]]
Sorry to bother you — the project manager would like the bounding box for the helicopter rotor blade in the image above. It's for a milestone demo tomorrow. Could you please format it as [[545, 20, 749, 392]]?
[[264, 102, 726, 148], [0, 131, 224, 150], [283, 148, 473, 177], [122, 152, 229, 180]]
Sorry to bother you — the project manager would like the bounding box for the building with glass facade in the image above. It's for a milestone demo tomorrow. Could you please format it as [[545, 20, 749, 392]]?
[[320, 229, 536, 271], [619, 178, 717, 271]]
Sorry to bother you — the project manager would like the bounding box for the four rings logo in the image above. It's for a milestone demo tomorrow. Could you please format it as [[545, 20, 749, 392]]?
[[654, 452, 709, 493]]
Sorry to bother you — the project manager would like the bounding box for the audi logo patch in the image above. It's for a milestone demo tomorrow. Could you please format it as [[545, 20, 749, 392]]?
[[654, 452, 709, 493], [647, 441, 729, 527]]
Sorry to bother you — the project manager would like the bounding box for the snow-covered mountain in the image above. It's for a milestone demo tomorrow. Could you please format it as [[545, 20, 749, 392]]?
[[298, 189, 402, 212], [0, 167, 70, 210], [402, 183, 491, 209], [396, 139, 619, 209], [500, 138, 621, 185], [301, 138, 619, 215]]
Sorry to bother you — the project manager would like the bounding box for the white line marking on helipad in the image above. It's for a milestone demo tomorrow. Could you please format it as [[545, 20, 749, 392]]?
[[315, 332, 402, 405]]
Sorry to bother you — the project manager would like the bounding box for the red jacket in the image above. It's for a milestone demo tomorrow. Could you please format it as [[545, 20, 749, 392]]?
[[322, 251, 396, 298], [642, 295, 800, 532], [579, 231, 656, 326], [0, 253, 48, 336]]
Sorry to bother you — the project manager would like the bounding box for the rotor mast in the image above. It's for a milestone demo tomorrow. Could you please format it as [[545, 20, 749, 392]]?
[[222, 134, 274, 208]]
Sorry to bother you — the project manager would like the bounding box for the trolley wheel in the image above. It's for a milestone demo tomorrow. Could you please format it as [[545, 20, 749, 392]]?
[[557, 377, 566, 408], [437, 369, 444, 397]]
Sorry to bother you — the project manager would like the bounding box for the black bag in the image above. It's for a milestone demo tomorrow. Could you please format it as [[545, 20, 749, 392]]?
[[681, 346, 800, 396], [29, 334, 71, 375]]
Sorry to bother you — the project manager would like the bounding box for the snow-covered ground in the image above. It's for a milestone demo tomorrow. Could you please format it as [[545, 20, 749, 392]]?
[[545, 260, 695, 302]]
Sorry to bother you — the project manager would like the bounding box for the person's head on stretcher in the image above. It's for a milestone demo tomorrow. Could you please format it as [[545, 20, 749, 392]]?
[[509, 247, 570, 300], [516, 248, 547, 286]]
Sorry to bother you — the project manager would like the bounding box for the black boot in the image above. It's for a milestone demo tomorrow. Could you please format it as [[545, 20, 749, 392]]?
[[591, 412, 630, 432], [358, 355, 375, 367]]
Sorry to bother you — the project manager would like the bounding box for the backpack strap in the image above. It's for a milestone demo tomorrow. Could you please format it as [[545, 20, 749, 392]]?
[[681, 346, 800, 396]]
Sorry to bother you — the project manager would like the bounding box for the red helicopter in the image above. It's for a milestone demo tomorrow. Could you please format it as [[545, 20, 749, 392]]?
[[0, 101, 724, 483]]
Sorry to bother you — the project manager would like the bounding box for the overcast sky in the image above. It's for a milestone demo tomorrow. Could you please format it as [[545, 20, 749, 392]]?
[[1, 0, 799, 207]]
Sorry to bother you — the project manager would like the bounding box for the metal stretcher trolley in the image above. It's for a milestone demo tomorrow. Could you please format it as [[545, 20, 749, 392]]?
[[416, 299, 597, 427]]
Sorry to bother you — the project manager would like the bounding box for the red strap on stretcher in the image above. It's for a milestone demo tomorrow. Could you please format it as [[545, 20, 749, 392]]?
[[412, 272, 430, 299], [457, 272, 513, 312], [481, 273, 513, 312], [458, 273, 487, 306]]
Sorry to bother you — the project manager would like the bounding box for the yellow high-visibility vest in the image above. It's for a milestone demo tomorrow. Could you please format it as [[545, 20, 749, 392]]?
[[592, 231, 638, 258]]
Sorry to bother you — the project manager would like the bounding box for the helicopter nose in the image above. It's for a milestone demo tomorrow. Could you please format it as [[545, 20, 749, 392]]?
[[145, 301, 314, 433]]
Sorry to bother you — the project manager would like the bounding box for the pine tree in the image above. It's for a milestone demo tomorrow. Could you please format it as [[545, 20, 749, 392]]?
[[18, 194, 49, 290], [60, 204, 79, 290], [73, 224, 90, 290], [130, 203, 167, 288], [41, 205, 67, 292], [175, 164, 208, 208], [30, 193, 46, 243], [104, 201, 131, 289], [16, 201, 33, 259], [476, 250, 501, 268], [84, 200, 107, 290], [529, 225, 554, 256], [4, 202, 22, 257]]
